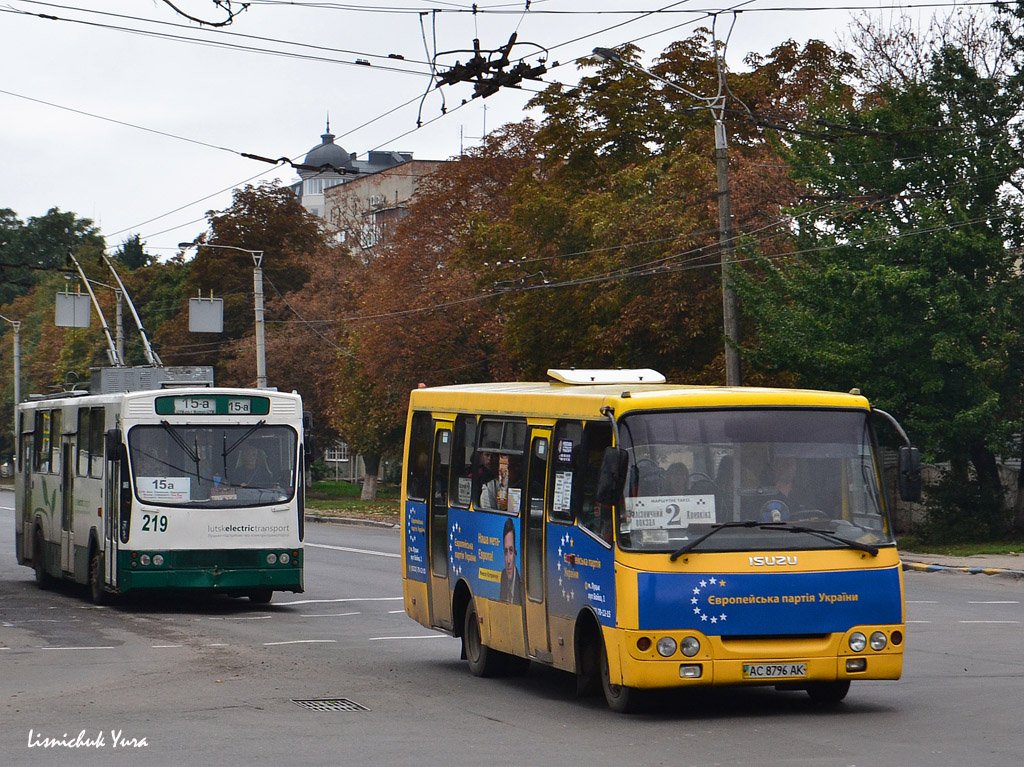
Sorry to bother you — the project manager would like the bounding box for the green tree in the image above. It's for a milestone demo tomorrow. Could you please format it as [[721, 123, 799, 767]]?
[[113, 234, 150, 270], [735, 15, 1024, 538]]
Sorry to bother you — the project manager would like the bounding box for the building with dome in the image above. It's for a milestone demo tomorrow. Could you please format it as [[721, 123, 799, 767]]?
[[291, 122, 414, 218]]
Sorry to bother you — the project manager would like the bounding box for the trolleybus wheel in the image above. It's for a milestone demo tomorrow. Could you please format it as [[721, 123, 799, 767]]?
[[88, 548, 108, 606], [248, 589, 273, 604], [600, 639, 642, 713], [806, 680, 850, 705], [33, 531, 52, 589]]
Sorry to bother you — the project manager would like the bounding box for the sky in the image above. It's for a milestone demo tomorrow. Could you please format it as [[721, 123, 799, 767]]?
[[0, 0, 957, 259]]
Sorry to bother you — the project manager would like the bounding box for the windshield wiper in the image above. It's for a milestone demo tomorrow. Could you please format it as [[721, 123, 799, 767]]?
[[763, 523, 879, 556], [668, 520, 880, 560], [669, 521, 762, 560], [160, 420, 201, 483]]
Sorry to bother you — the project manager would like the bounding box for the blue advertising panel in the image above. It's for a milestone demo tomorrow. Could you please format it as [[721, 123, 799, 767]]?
[[637, 568, 903, 635], [404, 500, 428, 583], [448, 508, 524, 604], [546, 525, 616, 626]]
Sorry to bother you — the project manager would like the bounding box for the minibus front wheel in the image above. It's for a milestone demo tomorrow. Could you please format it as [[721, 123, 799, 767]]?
[[600, 640, 644, 713]]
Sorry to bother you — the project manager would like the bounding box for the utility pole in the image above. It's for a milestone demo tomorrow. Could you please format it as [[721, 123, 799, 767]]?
[[252, 250, 267, 389], [593, 47, 742, 385], [714, 120, 741, 386]]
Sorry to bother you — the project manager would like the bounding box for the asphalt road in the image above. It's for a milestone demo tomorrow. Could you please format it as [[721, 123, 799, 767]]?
[[2, 488, 1023, 767]]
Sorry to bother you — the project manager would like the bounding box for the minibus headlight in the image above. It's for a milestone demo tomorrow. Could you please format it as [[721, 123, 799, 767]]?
[[140, 554, 151, 566], [278, 552, 290, 565], [152, 554, 165, 567], [656, 637, 677, 657], [849, 632, 867, 652], [266, 553, 278, 565], [870, 631, 888, 651], [681, 636, 701, 657]]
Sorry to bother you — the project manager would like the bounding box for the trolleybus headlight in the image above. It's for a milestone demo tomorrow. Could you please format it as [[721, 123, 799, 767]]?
[[870, 631, 888, 651], [140, 554, 151, 566], [266, 553, 278, 565], [152, 554, 164, 567], [681, 636, 701, 657], [656, 637, 678, 657], [636, 637, 652, 652], [278, 552, 290, 565], [890, 630, 903, 646], [849, 632, 867, 652]]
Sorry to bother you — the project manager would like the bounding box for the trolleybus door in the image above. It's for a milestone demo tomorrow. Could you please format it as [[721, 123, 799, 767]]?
[[428, 424, 453, 630], [103, 448, 118, 588], [523, 429, 551, 660], [60, 440, 74, 573]]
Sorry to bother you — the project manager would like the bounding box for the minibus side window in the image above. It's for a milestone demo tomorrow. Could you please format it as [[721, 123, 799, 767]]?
[[578, 422, 614, 542], [449, 414, 477, 509], [406, 411, 433, 501], [549, 421, 583, 524]]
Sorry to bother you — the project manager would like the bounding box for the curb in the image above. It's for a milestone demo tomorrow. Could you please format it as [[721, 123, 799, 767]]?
[[902, 560, 1024, 579], [305, 513, 397, 530]]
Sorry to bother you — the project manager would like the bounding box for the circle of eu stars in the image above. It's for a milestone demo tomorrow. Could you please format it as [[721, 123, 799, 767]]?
[[691, 577, 729, 624]]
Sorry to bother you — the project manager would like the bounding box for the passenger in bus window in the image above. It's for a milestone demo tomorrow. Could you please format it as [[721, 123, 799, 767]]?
[[664, 462, 690, 495], [499, 517, 523, 605], [237, 446, 275, 488], [476, 447, 499, 508]]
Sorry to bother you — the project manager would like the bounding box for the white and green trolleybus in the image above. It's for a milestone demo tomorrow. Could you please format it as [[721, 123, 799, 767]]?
[[14, 382, 307, 604]]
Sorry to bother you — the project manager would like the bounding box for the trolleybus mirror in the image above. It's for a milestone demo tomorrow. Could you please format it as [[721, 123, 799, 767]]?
[[898, 446, 921, 502], [596, 447, 629, 506], [105, 429, 124, 461]]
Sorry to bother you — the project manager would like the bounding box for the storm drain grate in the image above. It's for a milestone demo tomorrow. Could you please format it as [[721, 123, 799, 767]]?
[[292, 698, 369, 712]]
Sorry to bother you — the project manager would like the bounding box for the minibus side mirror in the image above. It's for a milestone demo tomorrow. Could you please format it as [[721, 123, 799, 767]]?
[[596, 447, 629, 506], [898, 446, 921, 502], [105, 429, 124, 461]]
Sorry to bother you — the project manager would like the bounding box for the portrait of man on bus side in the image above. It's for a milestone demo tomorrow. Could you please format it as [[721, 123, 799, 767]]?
[[499, 517, 523, 605]]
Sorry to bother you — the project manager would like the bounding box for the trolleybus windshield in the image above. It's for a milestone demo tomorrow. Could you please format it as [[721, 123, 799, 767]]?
[[615, 408, 892, 553], [129, 424, 297, 507]]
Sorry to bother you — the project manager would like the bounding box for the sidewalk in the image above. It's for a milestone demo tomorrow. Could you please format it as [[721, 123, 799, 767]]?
[[901, 550, 1024, 579]]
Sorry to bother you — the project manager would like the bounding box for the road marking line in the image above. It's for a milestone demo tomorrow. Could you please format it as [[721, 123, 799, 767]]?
[[263, 639, 337, 646], [967, 600, 1019, 604], [368, 635, 448, 641], [958, 620, 1021, 624], [306, 542, 400, 558], [37, 646, 116, 650], [303, 612, 360, 617]]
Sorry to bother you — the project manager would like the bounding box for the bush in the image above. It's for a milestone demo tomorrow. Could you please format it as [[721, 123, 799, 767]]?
[[919, 469, 1008, 543]]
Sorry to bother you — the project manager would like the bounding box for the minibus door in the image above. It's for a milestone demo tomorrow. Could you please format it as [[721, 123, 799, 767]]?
[[60, 441, 74, 573], [523, 429, 552, 660], [428, 424, 453, 630]]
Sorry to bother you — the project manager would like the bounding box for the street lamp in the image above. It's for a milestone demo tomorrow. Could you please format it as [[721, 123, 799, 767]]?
[[0, 312, 21, 437], [179, 242, 267, 389], [592, 47, 741, 386]]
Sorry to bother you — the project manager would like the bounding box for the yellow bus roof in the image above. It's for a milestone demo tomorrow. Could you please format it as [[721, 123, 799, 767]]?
[[409, 379, 871, 420]]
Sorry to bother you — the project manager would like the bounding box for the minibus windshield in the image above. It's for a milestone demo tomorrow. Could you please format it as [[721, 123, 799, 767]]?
[[615, 408, 894, 553]]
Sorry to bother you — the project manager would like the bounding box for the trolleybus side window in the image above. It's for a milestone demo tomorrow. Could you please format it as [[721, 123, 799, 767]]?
[[77, 407, 105, 478], [406, 411, 433, 502], [34, 410, 52, 473], [449, 414, 477, 509]]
